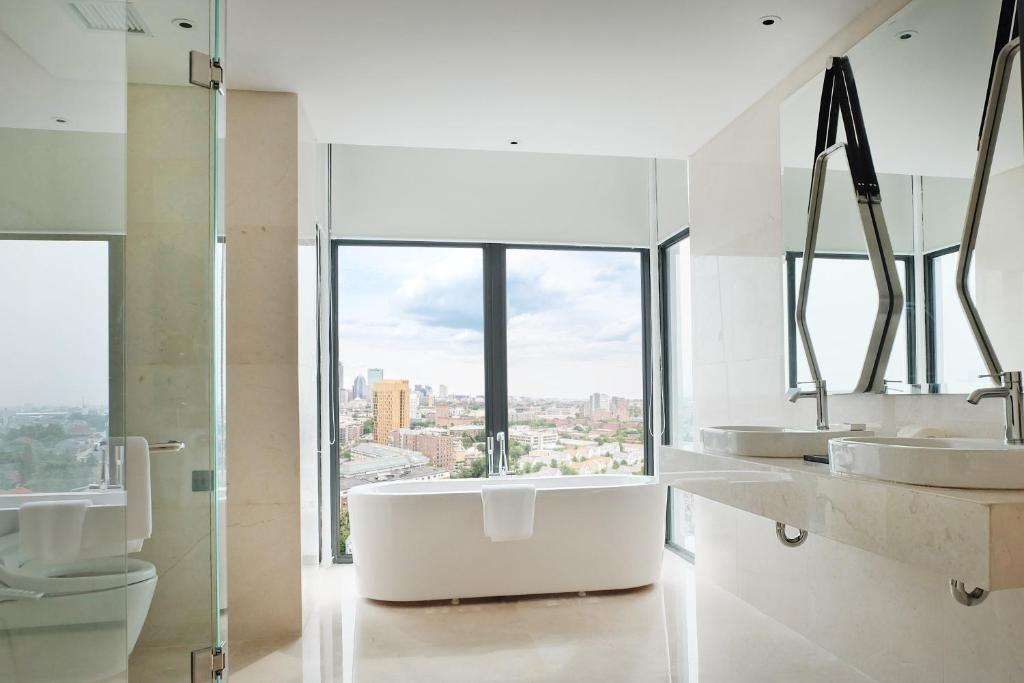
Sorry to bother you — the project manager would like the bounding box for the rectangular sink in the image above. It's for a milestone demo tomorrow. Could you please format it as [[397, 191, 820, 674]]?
[[829, 436, 1024, 489], [700, 425, 872, 458]]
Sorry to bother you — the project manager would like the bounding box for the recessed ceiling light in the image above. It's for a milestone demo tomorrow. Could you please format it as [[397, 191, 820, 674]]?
[[172, 17, 195, 30], [759, 15, 781, 27], [895, 29, 918, 40], [509, 140, 519, 146], [53, 116, 70, 125]]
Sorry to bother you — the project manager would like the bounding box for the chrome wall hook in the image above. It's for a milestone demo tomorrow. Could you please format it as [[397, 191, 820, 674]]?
[[775, 522, 808, 547], [950, 579, 988, 607]]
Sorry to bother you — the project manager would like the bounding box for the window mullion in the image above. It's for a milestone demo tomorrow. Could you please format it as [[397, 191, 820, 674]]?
[[483, 244, 509, 477]]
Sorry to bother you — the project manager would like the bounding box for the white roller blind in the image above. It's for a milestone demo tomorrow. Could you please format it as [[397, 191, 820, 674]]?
[[330, 144, 674, 247]]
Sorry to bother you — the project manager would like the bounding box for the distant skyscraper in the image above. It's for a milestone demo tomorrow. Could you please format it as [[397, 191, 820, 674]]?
[[372, 379, 410, 444], [439, 384, 448, 399], [338, 362, 345, 392], [367, 368, 384, 404], [352, 375, 367, 401], [588, 392, 611, 418]]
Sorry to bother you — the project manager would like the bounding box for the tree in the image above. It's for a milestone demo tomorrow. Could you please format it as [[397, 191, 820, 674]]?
[[559, 463, 576, 476], [338, 506, 351, 554], [362, 419, 374, 435], [612, 460, 620, 469], [549, 458, 557, 468], [454, 458, 486, 479]]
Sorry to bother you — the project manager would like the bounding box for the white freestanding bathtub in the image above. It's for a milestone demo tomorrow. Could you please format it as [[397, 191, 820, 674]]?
[[348, 475, 667, 602]]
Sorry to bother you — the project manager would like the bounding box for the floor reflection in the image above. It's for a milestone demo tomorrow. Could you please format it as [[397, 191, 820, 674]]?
[[217, 552, 872, 683]]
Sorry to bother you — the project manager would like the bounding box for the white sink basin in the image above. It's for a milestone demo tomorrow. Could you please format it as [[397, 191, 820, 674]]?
[[700, 425, 872, 458], [829, 437, 1024, 489]]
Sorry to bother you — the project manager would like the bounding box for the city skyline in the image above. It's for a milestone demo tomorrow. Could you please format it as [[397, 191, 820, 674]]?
[[342, 363, 642, 403]]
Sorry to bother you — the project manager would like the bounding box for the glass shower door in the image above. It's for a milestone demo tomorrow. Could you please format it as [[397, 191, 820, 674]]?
[[123, 0, 227, 679], [0, 0, 226, 680]]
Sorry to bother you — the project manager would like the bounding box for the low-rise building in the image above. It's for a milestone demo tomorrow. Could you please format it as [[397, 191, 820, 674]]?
[[388, 428, 460, 471], [509, 426, 558, 449]]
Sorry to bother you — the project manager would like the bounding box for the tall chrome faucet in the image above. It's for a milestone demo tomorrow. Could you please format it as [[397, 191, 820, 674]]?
[[967, 371, 1024, 445], [488, 431, 510, 477], [787, 379, 829, 431]]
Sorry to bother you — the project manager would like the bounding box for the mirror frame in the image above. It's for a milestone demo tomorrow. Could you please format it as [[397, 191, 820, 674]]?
[[795, 57, 905, 394]]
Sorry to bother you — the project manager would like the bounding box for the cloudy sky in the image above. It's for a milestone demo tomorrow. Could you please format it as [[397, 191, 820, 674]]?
[[0, 241, 644, 409], [0, 240, 109, 408], [336, 245, 644, 400]]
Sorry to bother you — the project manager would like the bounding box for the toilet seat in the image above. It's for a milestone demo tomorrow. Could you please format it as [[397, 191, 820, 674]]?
[[0, 533, 156, 597], [5, 556, 156, 595]]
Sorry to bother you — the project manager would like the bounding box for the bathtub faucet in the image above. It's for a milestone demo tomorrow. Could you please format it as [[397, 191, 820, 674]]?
[[488, 431, 510, 477]]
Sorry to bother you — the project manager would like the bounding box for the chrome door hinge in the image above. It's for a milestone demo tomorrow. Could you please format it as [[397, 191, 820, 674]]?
[[189, 50, 224, 91], [191, 645, 227, 681]]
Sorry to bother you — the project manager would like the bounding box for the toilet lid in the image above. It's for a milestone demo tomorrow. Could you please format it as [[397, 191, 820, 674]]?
[[2, 556, 156, 595]]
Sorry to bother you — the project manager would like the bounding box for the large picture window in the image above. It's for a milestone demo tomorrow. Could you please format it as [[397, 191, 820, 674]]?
[[659, 229, 695, 558], [0, 236, 120, 494], [785, 252, 916, 389], [330, 240, 651, 560], [924, 245, 985, 387]]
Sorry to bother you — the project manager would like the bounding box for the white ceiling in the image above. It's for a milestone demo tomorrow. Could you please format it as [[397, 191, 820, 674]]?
[[0, 0, 212, 132], [229, 0, 877, 159]]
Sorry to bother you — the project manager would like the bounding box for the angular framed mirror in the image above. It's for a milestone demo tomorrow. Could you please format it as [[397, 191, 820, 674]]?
[[781, 0, 1014, 394], [791, 56, 904, 395]]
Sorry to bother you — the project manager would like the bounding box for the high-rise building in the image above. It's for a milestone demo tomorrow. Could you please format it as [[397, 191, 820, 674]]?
[[610, 396, 630, 421], [372, 379, 410, 444], [439, 384, 448, 399], [352, 375, 367, 401], [338, 362, 345, 392], [367, 368, 384, 404], [587, 392, 611, 418]]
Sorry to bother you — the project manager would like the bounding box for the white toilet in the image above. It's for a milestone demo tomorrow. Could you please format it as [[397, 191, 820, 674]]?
[[0, 531, 157, 683]]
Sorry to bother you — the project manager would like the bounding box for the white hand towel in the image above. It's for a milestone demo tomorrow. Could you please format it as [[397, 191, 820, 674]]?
[[121, 436, 152, 552], [19, 499, 90, 564], [481, 484, 536, 542]]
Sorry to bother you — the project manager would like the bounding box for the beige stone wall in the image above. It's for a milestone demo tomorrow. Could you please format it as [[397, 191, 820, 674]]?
[[125, 83, 217, 650], [226, 90, 303, 642], [683, 0, 1024, 680]]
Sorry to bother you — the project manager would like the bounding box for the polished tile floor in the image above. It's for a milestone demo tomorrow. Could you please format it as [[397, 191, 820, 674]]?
[[198, 551, 873, 683]]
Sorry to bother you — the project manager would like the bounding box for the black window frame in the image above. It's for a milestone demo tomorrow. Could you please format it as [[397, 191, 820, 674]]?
[[658, 227, 695, 562], [329, 238, 653, 563], [785, 250, 918, 389]]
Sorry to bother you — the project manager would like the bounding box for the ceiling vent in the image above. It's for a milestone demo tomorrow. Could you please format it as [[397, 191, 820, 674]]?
[[69, 1, 151, 35]]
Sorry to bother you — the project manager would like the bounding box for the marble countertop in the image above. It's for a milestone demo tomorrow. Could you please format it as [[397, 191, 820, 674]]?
[[661, 445, 1024, 591]]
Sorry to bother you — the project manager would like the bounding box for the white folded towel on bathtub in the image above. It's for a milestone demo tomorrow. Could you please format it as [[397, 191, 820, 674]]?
[[481, 483, 536, 542]]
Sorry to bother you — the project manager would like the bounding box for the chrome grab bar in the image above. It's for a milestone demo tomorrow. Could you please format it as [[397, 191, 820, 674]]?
[[150, 441, 186, 453], [956, 37, 1020, 380]]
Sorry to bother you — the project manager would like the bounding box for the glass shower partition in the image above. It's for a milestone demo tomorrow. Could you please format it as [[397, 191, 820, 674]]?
[[0, 0, 227, 680]]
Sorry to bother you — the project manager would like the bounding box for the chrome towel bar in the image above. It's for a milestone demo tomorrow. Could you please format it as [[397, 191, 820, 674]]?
[[150, 441, 186, 453]]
